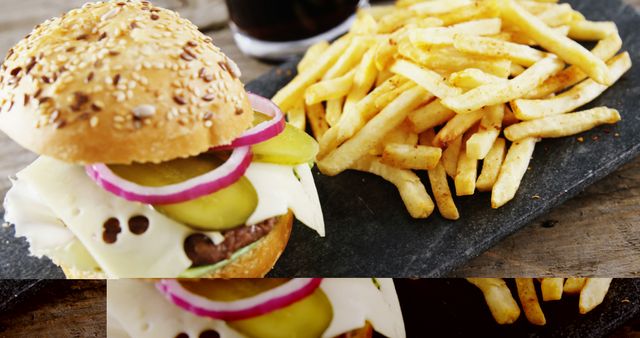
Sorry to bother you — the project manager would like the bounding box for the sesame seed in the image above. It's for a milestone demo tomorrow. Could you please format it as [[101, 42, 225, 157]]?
[[10, 67, 21, 77], [173, 95, 186, 105], [54, 119, 67, 129], [202, 93, 215, 102], [71, 92, 89, 111], [114, 115, 125, 123], [98, 32, 108, 41], [25, 57, 37, 74], [113, 74, 121, 86], [49, 110, 59, 122], [180, 52, 195, 62], [132, 104, 156, 118], [150, 13, 159, 20], [76, 34, 89, 40], [204, 120, 213, 128], [23, 94, 29, 106], [115, 92, 126, 102], [86, 72, 94, 83]]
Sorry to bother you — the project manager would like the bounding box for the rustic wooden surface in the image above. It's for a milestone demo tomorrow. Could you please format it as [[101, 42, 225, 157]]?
[[0, 1, 638, 278], [0, 280, 106, 338]]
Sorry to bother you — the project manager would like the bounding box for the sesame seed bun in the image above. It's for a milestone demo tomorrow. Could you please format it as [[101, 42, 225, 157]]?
[[0, 0, 253, 164], [61, 211, 293, 279]]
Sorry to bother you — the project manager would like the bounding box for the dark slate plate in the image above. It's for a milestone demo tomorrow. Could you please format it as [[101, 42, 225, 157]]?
[[396, 278, 640, 338], [1, 0, 640, 278], [0, 280, 50, 315]]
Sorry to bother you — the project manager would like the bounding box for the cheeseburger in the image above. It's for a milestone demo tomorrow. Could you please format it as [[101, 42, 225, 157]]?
[[0, 1, 323, 278], [108, 278, 406, 338]]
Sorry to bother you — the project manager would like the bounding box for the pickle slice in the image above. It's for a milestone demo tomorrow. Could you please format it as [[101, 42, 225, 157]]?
[[109, 154, 257, 230], [229, 288, 332, 338], [179, 279, 333, 338], [252, 123, 319, 165]]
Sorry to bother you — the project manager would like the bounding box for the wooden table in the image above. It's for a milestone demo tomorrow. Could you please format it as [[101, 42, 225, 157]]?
[[0, 280, 105, 337], [0, 1, 639, 278]]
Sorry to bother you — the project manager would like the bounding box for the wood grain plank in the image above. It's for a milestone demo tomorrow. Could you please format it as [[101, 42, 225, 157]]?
[[0, 280, 105, 338]]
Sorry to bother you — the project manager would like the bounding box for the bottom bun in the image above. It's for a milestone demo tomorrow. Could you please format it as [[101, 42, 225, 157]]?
[[338, 322, 374, 338], [61, 211, 293, 279]]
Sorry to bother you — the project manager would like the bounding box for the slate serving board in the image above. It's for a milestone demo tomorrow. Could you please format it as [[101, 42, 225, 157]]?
[[1, 0, 640, 278], [396, 278, 640, 338]]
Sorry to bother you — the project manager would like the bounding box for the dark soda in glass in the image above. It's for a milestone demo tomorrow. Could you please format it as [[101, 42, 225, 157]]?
[[225, 0, 365, 59]]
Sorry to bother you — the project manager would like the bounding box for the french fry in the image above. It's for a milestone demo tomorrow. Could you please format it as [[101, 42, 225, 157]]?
[[287, 99, 306, 131], [351, 155, 435, 218], [568, 21, 618, 41], [453, 35, 547, 66], [298, 41, 329, 73], [505, 107, 621, 141], [410, 0, 471, 16], [467, 104, 505, 160], [382, 143, 442, 170], [391, 59, 462, 99], [318, 76, 408, 158], [536, 3, 574, 27], [448, 68, 508, 90], [442, 135, 463, 178], [428, 161, 460, 220], [361, 4, 397, 20], [579, 278, 612, 314], [498, 0, 611, 85], [323, 36, 371, 80], [442, 56, 564, 114], [325, 97, 345, 127], [510, 63, 526, 76], [541, 278, 564, 301], [476, 137, 507, 192], [563, 277, 587, 295], [344, 49, 378, 118], [409, 18, 502, 46], [372, 122, 419, 155], [524, 33, 623, 99], [351, 11, 378, 35], [305, 69, 354, 105], [378, 9, 414, 33], [437, 1, 498, 26], [433, 108, 485, 147], [455, 142, 478, 196], [273, 36, 350, 112], [306, 102, 329, 140], [408, 99, 456, 133], [318, 86, 431, 176], [512, 52, 631, 120], [467, 278, 521, 325], [400, 44, 512, 77], [517, 0, 557, 15], [515, 278, 547, 326], [491, 137, 538, 208]]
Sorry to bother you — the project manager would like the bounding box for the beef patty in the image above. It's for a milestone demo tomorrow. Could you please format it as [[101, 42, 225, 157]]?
[[183, 217, 277, 267]]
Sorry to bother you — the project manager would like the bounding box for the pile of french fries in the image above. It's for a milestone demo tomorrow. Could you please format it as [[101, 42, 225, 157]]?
[[467, 278, 613, 325], [272, 0, 632, 220]]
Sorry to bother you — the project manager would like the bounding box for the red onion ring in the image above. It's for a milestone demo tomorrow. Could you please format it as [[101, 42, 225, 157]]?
[[85, 146, 252, 205], [213, 93, 285, 150], [156, 278, 323, 321]]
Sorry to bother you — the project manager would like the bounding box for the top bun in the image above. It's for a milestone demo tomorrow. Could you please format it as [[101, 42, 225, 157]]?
[[0, 0, 253, 164]]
